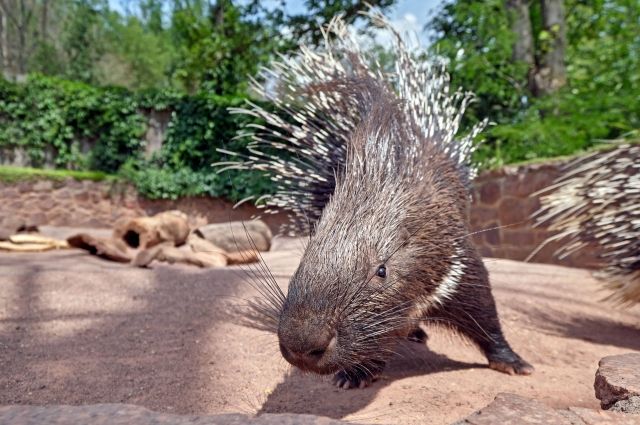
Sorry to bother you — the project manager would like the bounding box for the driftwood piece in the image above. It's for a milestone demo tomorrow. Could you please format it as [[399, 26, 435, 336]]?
[[194, 220, 272, 252], [67, 234, 132, 263], [113, 210, 190, 250], [224, 250, 259, 265], [0, 241, 57, 252], [188, 234, 259, 265], [134, 242, 227, 268], [0, 234, 69, 252], [65, 212, 261, 268], [9, 234, 69, 249]]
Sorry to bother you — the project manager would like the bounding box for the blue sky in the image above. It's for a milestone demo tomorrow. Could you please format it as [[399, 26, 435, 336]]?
[[282, 0, 444, 26], [108, 0, 445, 43]]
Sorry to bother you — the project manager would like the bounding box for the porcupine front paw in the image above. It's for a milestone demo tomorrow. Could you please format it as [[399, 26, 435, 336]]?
[[487, 349, 534, 375], [332, 361, 385, 389]]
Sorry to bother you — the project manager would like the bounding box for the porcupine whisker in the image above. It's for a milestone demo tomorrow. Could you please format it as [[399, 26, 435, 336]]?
[[453, 220, 528, 243], [242, 264, 282, 312], [242, 222, 284, 298], [348, 294, 412, 321], [344, 279, 408, 318], [348, 304, 410, 326], [216, 169, 284, 306], [220, 237, 281, 316], [352, 363, 374, 378], [233, 258, 283, 327], [236, 242, 285, 312]]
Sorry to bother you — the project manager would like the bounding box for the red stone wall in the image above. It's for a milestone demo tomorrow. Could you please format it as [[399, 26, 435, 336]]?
[[0, 179, 289, 234], [0, 160, 603, 268], [469, 161, 601, 268]]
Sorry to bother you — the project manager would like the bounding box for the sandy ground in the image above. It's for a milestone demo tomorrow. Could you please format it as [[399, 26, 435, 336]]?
[[1, 236, 639, 425]]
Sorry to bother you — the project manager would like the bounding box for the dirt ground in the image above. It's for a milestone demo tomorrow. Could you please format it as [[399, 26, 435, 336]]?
[[1, 236, 639, 424]]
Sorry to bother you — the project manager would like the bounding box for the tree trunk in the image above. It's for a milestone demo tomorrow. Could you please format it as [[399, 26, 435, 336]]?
[[532, 0, 567, 96], [213, 0, 225, 27], [0, 7, 5, 73], [40, 0, 48, 40], [15, 0, 29, 74], [505, 0, 534, 65]]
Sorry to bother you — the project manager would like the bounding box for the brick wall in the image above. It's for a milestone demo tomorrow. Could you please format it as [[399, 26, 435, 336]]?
[[469, 161, 601, 268]]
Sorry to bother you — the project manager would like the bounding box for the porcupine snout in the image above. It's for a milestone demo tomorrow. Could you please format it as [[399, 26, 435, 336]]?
[[277, 303, 339, 374]]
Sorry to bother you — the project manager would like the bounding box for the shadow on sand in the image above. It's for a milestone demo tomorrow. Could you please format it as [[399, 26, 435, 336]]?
[[0, 251, 241, 413], [253, 337, 484, 420]]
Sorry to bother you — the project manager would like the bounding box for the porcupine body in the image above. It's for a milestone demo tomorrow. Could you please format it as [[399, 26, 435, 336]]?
[[220, 13, 533, 388], [533, 143, 640, 306]]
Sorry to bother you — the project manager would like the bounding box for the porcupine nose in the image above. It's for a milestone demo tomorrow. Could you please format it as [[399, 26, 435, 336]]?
[[279, 330, 337, 371]]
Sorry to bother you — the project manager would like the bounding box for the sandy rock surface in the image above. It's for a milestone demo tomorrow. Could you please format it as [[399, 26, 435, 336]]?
[[1, 236, 639, 424], [0, 404, 350, 424], [457, 393, 640, 425]]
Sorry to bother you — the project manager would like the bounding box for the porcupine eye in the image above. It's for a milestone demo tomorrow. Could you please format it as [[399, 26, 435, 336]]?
[[376, 265, 387, 278]]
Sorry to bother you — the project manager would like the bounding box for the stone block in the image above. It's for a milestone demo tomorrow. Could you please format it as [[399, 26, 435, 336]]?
[[502, 229, 535, 246], [56, 188, 72, 199], [477, 245, 493, 258], [32, 180, 53, 192], [7, 200, 24, 210], [456, 393, 640, 425], [27, 212, 46, 226], [3, 188, 19, 198], [470, 207, 498, 229], [498, 197, 534, 225], [17, 181, 32, 193], [64, 178, 83, 189], [479, 180, 502, 205], [52, 180, 67, 189], [74, 192, 90, 202], [483, 221, 501, 246], [495, 246, 534, 261], [503, 168, 557, 198], [595, 353, 640, 410]]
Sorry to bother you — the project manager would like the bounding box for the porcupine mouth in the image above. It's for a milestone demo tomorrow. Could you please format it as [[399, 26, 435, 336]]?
[[293, 361, 341, 375]]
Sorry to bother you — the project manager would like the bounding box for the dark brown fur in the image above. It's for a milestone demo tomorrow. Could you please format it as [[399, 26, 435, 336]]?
[[276, 79, 533, 388]]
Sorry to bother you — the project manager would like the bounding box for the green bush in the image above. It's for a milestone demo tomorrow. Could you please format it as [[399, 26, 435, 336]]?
[[475, 88, 640, 168], [0, 75, 145, 171], [120, 160, 276, 201], [122, 92, 278, 201], [0, 74, 276, 201]]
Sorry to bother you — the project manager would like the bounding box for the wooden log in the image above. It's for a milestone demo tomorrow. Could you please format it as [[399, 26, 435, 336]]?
[[194, 220, 272, 252]]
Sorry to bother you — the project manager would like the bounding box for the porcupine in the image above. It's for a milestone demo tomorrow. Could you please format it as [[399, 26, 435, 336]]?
[[531, 143, 640, 306], [218, 12, 533, 389]]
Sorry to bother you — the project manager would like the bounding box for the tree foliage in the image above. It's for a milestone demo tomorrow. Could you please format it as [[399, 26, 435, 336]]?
[[1, 0, 397, 94], [428, 0, 640, 168]]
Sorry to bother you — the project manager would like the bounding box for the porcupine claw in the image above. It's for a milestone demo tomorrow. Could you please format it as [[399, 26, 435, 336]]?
[[331, 360, 386, 389], [332, 370, 377, 389], [488, 355, 534, 375]]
